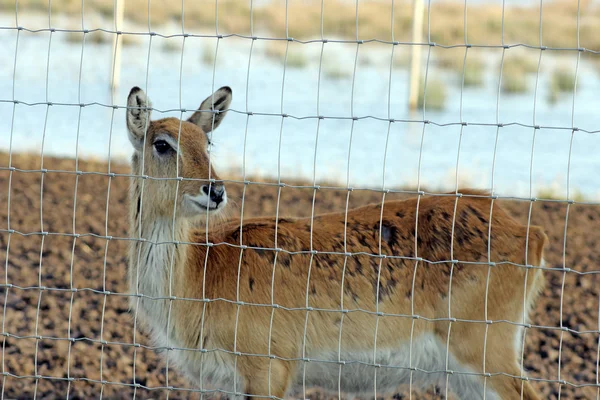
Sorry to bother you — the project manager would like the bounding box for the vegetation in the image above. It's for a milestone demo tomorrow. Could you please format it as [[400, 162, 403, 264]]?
[[201, 45, 216, 66], [434, 50, 485, 87], [497, 54, 539, 94], [537, 186, 586, 202], [547, 67, 577, 104], [504, 54, 539, 75], [65, 30, 139, 46], [121, 34, 140, 46], [358, 52, 374, 67], [323, 62, 352, 80], [162, 39, 181, 53], [435, 49, 466, 71], [65, 30, 110, 45], [5, 0, 600, 50], [551, 67, 576, 93], [264, 42, 309, 69], [417, 78, 447, 111], [286, 52, 309, 68], [462, 60, 484, 87], [501, 63, 528, 94]]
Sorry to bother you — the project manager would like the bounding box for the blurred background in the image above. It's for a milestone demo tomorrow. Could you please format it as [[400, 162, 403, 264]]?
[[1, 0, 599, 199], [1, 1, 600, 399]]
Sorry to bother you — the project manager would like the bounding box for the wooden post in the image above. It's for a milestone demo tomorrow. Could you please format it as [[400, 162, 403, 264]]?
[[111, 0, 125, 91], [408, 0, 424, 110]]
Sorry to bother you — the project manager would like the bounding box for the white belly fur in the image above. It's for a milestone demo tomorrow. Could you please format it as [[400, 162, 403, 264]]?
[[296, 333, 500, 400], [165, 333, 498, 399]]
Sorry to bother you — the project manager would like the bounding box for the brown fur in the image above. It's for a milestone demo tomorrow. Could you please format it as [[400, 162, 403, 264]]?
[[168, 193, 547, 399], [125, 88, 547, 400]]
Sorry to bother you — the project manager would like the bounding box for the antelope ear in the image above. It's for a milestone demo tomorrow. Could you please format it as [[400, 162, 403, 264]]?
[[126, 87, 152, 151], [187, 86, 232, 133]]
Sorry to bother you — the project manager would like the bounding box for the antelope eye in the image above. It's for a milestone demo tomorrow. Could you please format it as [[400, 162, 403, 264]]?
[[153, 140, 171, 154]]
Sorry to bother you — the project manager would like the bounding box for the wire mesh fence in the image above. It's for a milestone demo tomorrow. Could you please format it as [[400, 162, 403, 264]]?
[[0, 0, 599, 399]]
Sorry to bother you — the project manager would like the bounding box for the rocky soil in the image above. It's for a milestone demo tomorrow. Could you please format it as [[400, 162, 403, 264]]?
[[0, 152, 598, 399]]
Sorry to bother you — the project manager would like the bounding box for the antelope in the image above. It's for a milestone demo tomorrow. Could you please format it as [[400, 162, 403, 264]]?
[[125, 86, 547, 400]]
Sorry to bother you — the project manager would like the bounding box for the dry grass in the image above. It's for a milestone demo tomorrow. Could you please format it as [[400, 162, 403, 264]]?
[[434, 49, 485, 87], [548, 66, 577, 104], [265, 41, 308, 68], [65, 29, 139, 46], [499, 54, 540, 94], [551, 67, 577, 93], [4, 0, 600, 50], [162, 39, 182, 53], [501, 63, 529, 94], [264, 42, 309, 68], [201, 44, 217, 66], [65, 30, 110, 44], [537, 186, 587, 202], [323, 62, 352, 80], [504, 54, 539, 75], [418, 77, 447, 110]]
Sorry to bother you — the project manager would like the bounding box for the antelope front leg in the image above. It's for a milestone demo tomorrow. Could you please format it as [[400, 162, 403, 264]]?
[[239, 357, 294, 400]]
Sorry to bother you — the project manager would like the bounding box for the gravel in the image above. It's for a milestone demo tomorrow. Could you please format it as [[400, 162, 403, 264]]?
[[0, 152, 598, 399]]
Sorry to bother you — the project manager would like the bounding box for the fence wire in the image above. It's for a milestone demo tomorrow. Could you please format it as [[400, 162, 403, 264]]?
[[0, 0, 598, 399]]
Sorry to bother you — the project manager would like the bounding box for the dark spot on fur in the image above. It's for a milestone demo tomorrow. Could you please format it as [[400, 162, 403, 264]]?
[[474, 227, 483, 237], [370, 258, 382, 275], [375, 223, 399, 248], [344, 283, 359, 303], [245, 222, 270, 229], [376, 281, 389, 302], [353, 258, 363, 275], [396, 211, 405, 219], [358, 234, 370, 248], [426, 210, 434, 222], [460, 209, 469, 225], [441, 262, 453, 276], [468, 205, 488, 224], [281, 256, 291, 269], [136, 196, 141, 219], [229, 229, 240, 243], [455, 225, 474, 247], [310, 285, 317, 295], [430, 222, 441, 236], [441, 211, 451, 221], [381, 225, 392, 244], [249, 278, 255, 291], [250, 246, 275, 263]]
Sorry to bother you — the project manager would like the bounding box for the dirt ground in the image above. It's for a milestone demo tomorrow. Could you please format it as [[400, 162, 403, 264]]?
[[0, 151, 598, 399]]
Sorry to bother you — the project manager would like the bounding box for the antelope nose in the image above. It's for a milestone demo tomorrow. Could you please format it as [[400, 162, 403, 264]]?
[[202, 184, 225, 206]]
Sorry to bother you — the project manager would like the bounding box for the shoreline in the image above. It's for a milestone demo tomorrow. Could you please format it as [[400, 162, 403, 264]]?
[[1, 150, 594, 202]]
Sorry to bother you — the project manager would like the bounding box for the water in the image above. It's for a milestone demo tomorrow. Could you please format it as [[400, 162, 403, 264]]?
[[1, 15, 599, 200]]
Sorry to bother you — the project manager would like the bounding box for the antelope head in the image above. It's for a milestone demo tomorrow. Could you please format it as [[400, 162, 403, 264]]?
[[126, 86, 233, 218]]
